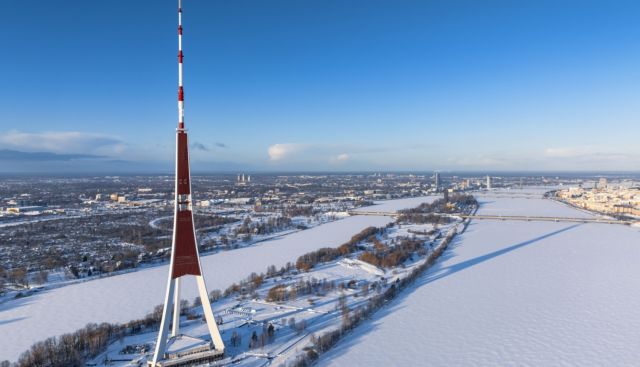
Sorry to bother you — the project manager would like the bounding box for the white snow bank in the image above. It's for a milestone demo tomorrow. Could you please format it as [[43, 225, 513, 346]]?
[[338, 258, 385, 277]]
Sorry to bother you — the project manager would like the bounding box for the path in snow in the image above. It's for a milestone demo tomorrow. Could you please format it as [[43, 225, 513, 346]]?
[[318, 192, 640, 367]]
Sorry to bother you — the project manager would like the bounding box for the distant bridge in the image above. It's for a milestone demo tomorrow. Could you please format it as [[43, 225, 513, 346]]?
[[348, 211, 633, 225]]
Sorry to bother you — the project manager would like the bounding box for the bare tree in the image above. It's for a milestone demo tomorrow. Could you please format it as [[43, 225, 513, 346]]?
[[192, 296, 202, 307], [266, 323, 275, 342], [34, 270, 49, 285], [249, 331, 258, 349], [230, 331, 241, 347], [10, 267, 28, 288], [209, 289, 222, 302], [179, 299, 189, 316], [296, 319, 307, 334]]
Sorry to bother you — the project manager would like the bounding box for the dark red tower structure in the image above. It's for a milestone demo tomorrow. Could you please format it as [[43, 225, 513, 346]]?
[[149, 1, 225, 365]]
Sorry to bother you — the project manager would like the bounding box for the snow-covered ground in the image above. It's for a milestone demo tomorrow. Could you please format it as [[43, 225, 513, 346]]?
[[84, 215, 460, 366], [0, 197, 428, 362], [317, 191, 640, 366]]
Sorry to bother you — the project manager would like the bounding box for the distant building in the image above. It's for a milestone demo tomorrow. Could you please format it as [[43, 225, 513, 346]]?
[[7, 205, 46, 214], [16, 199, 31, 206], [598, 177, 608, 190], [236, 173, 250, 186], [434, 172, 441, 192], [127, 199, 163, 207], [486, 175, 492, 190], [226, 198, 252, 205]]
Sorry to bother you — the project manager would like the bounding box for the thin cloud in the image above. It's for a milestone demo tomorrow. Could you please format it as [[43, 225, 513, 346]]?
[[544, 146, 596, 158], [447, 155, 512, 168], [0, 149, 105, 162], [191, 142, 210, 151], [0, 130, 124, 155], [191, 142, 228, 151], [545, 146, 637, 161], [266, 142, 434, 167]]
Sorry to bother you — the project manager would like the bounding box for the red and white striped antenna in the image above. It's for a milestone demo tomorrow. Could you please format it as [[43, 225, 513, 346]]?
[[178, 0, 185, 130]]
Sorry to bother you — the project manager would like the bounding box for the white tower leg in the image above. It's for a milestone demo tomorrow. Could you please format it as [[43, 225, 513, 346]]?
[[172, 277, 181, 337], [151, 275, 176, 365], [197, 275, 225, 351]]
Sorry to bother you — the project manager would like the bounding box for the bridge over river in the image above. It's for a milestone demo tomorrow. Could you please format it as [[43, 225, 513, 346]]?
[[349, 211, 633, 225]]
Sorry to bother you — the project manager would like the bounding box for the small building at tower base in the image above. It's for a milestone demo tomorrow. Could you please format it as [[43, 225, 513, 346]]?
[[147, 335, 224, 367]]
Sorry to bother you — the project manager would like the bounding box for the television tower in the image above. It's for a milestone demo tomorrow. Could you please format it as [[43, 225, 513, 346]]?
[[150, 1, 225, 365]]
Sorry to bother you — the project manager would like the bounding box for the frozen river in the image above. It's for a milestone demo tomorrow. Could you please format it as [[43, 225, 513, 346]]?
[[0, 196, 434, 362], [318, 191, 640, 366]]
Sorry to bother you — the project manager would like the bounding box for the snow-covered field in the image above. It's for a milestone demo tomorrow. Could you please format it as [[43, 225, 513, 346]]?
[[318, 191, 640, 366], [0, 197, 430, 362]]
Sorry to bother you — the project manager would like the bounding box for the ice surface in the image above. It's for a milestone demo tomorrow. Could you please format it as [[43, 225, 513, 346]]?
[[318, 195, 640, 367], [475, 190, 594, 218], [0, 197, 425, 361]]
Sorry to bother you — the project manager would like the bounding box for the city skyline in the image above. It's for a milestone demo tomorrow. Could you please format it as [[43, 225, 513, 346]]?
[[2, 0, 640, 172]]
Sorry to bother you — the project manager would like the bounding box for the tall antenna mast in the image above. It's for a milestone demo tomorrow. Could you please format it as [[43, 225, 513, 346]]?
[[149, 1, 225, 365], [178, 0, 184, 130]]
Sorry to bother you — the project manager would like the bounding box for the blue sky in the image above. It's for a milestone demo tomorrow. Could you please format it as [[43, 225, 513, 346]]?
[[1, 0, 639, 172]]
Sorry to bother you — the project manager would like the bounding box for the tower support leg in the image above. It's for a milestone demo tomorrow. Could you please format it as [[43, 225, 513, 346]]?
[[172, 277, 181, 337], [196, 275, 225, 351], [151, 276, 176, 365]]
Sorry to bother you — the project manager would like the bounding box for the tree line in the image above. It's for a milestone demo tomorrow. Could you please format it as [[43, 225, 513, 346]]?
[[266, 277, 339, 303], [399, 194, 478, 215], [358, 237, 426, 269]]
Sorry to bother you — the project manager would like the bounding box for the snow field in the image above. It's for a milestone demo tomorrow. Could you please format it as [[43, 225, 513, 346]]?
[[317, 196, 640, 367]]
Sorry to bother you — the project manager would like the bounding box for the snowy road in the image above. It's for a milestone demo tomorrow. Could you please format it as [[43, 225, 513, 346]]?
[[317, 191, 640, 366], [0, 196, 434, 362]]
